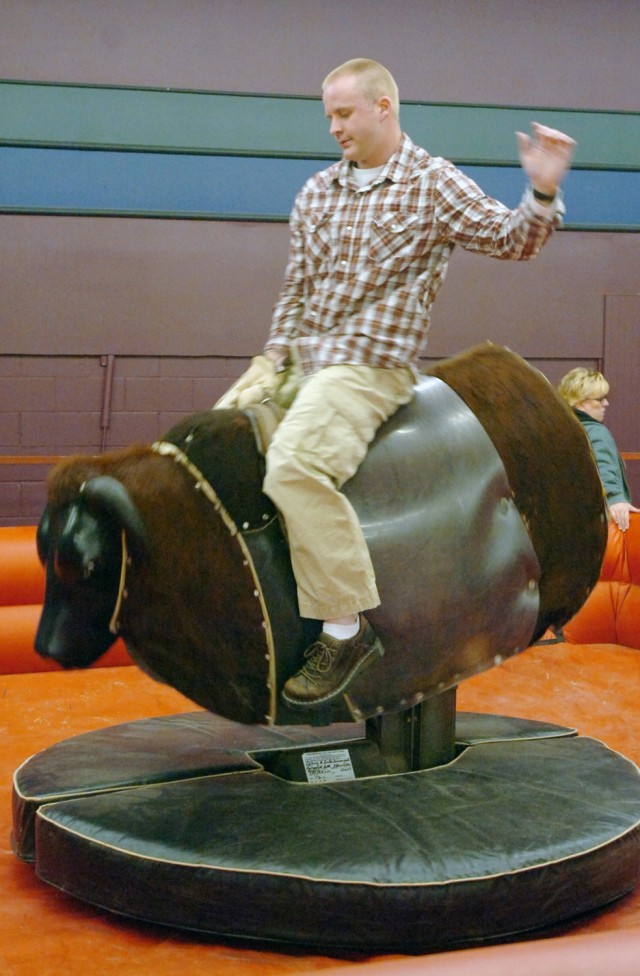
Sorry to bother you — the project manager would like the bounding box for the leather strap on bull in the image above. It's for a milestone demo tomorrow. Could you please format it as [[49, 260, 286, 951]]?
[[150, 437, 281, 721]]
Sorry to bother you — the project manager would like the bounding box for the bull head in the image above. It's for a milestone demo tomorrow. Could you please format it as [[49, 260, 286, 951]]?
[[36, 476, 148, 668]]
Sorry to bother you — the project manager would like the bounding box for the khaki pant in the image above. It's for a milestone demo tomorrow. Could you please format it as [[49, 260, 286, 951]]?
[[263, 363, 414, 620]]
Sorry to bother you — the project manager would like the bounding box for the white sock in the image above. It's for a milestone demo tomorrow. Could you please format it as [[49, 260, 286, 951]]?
[[323, 617, 360, 640]]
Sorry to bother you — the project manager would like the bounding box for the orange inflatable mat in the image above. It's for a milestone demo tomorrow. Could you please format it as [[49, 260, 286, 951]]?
[[0, 526, 44, 606], [0, 525, 131, 673], [563, 515, 640, 649]]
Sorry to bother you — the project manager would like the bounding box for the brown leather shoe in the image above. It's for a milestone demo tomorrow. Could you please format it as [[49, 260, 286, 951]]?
[[281, 616, 384, 708]]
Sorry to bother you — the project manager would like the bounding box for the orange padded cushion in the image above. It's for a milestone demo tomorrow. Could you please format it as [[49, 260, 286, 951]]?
[[0, 526, 132, 672], [563, 583, 618, 644], [0, 526, 44, 606], [0, 604, 132, 673], [626, 512, 640, 582], [564, 516, 640, 649], [616, 515, 640, 648]]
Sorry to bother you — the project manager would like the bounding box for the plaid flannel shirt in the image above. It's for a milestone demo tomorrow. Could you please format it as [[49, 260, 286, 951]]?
[[265, 134, 563, 374]]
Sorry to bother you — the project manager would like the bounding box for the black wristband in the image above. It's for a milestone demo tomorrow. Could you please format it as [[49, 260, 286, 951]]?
[[533, 188, 556, 203]]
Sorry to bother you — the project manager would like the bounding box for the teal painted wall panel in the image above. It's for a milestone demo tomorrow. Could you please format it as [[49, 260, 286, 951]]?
[[1, 81, 639, 169], [0, 83, 336, 157], [401, 104, 640, 171]]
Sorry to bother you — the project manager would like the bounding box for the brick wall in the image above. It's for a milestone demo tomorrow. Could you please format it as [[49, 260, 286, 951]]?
[[0, 354, 247, 525]]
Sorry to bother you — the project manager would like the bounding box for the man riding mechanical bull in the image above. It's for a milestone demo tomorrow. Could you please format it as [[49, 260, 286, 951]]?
[[214, 57, 577, 710]]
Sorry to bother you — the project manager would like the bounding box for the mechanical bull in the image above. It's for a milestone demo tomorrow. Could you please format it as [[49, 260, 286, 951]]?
[[35, 345, 607, 726]]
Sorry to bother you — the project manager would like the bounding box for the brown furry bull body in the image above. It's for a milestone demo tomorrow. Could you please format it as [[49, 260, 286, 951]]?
[[35, 345, 607, 726]]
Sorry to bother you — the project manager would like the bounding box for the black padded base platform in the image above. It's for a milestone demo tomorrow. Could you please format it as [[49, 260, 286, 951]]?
[[12, 712, 640, 953]]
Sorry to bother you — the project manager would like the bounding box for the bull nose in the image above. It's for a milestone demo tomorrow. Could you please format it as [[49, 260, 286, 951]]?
[[34, 638, 50, 658], [34, 615, 54, 658], [34, 613, 86, 667]]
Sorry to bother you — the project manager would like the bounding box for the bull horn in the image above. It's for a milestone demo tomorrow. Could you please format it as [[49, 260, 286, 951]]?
[[80, 476, 149, 562]]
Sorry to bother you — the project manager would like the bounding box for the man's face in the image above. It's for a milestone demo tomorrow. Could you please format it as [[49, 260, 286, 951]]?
[[322, 74, 387, 168]]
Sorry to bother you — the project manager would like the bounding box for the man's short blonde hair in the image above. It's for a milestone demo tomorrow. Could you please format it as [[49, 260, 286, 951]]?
[[558, 367, 610, 407], [322, 58, 400, 117]]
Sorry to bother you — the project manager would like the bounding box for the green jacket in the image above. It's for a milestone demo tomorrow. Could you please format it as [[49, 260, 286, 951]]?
[[575, 408, 632, 506]]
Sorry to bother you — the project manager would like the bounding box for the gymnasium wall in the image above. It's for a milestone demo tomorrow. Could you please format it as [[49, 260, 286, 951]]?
[[1, 0, 639, 523]]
